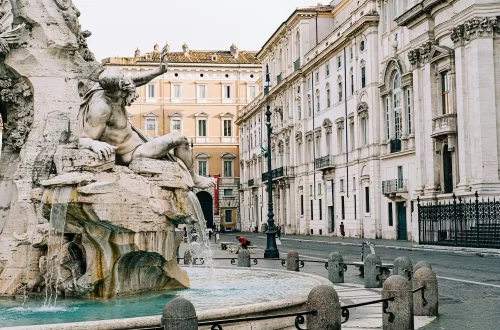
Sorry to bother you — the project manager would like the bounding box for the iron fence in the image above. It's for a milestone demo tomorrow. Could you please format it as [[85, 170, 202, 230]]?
[[390, 139, 401, 153], [418, 192, 500, 248]]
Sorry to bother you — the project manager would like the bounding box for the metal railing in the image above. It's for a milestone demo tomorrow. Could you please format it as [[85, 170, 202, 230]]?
[[381, 179, 408, 194], [277, 73, 283, 85], [418, 192, 500, 248], [294, 58, 301, 71], [248, 178, 255, 187], [262, 166, 294, 181], [314, 155, 335, 169], [390, 139, 401, 153], [198, 310, 317, 329], [341, 297, 395, 324]]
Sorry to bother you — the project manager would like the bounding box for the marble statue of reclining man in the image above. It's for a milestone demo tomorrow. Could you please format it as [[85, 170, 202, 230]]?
[[77, 47, 215, 189]]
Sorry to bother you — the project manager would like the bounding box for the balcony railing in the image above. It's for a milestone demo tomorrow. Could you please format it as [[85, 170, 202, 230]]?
[[315, 155, 335, 170], [248, 178, 255, 187], [294, 58, 301, 71], [390, 139, 402, 153], [382, 179, 408, 195], [431, 113, 457, 138], [276, 73, 282, 85], [262, 166, 294, 181]]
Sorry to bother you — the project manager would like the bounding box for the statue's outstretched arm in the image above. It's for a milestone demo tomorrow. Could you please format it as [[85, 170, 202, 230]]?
[[132, 48, 168, 87]]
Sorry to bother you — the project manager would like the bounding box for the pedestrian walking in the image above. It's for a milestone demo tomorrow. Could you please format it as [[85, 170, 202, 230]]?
[[340, 222, 345, 239], [276, 225, 282, 239], [208, 229, 212, 240]]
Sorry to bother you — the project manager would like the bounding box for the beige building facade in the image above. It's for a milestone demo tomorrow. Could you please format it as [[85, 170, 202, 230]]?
[[237, 0, 500, 241], [103, 44, 261, 230]]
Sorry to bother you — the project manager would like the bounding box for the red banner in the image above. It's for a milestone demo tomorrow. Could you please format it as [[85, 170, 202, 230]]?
[[213, 175, 219, 215]]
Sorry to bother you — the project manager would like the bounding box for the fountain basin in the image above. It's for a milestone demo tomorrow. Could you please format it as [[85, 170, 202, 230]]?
[[0, 266, 331, 329]]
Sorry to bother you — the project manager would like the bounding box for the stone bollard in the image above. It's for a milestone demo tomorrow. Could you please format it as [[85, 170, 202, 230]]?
[[413, 267, 438, 316], [414, 260, 432, 273], [287, 250, 300, 271], [306, 285, 341, 330], [364, 253, 382, 288], [382, 275, 414, 330], [393, 256, 413, 281], [162, 297, 198, 330], [183, 249, 194, 265], [238, 249, 251, 267], [328, 252, 344, 284]]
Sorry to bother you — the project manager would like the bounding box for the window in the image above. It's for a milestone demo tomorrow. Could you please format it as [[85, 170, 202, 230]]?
[[198, 160, 207, 176], [354, 195, 357, 218], [326, 132, 331, 154], [326, 64, 330, 76], [353, 177, 356, 191], [350, 70, 354, 95], [224, 189, 233, 196], [309, 184, 313, 196], [198, 120, 207, 137], [147, 84, 156, 98], [197, 85, 207, 99], [319, 199, 323, 220], [407, 89, 412, 134], [361, 67, 366, 88], [362, 117, 368, 145], [388, 202, 393, 226], [326, 87, 331, 107], [340, 179, 344, 192], [173, 85, 181, 98], [393, 0, 399, 18], [172, 119, 181, 131], [397, 166, 404, 189], [350, 47, 353, 60], [393, 73, 402, 139], [337, 56, 341, 68], [310, 200, 314, 220], [441, 72, 450, 114], [223, 120, 232, 136], [308, 96, 312, 116], [307, 78, 311, 89], [315, 71, 320, 82], [338, 82, 343, 102], [385, 98, 390, 139], [318, 183, 322, 195], [298, 103, 302, 120], [316, 93, 320, 112], [223, 160, 233, 177], [146, 118, 156, 130], [300, 195, 304, 215], [341, 196, 345, 219], [249, 86, 256, 100], [365, 186, 370, 213], [360, 40, 365, 51], [224, 209, 233, 224], [223, 85, 232, 99]]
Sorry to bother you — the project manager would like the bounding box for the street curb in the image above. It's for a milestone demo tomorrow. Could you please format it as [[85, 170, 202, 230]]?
[[254, 236, 500, 258]]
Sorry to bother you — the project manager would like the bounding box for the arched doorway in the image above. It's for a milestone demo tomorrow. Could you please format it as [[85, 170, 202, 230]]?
[[196, 191, 214, 229], [443, 145, 453, 194]]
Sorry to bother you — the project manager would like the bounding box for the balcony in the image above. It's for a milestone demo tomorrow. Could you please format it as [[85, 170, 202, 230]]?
[[390, 139, 402, 153], [277, 73, 282, 85], [248, 178, 256, 187], [382, 179, 408, 195], [262, 166, 294, 181], [294, 58, 301, 71], [431, 113, 457, 138], [315, 155, 335, 170]]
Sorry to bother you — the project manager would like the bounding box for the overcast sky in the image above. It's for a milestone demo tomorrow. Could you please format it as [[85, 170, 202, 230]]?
[[74, 0, 319, 61]]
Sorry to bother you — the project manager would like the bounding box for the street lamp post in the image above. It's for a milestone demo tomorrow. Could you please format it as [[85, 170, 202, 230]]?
[[263, 64, 279, 259]]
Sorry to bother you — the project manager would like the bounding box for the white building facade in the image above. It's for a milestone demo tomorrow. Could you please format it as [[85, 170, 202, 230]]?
[[237, 0, 500, 241]]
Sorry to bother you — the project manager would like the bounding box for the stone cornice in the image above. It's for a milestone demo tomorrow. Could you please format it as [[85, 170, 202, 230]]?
[[450, 16, 500, 46], [395, 0, 447, 27]]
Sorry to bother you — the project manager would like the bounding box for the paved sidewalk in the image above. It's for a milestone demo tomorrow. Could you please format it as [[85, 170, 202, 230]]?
[[223, 232, 500, 258]]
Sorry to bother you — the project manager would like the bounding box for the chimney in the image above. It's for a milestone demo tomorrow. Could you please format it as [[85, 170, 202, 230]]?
[[154, 43, 159, 52], [134, 47, 140, 57], [182, 43, 189, 57], [230, 43, 239, 59]]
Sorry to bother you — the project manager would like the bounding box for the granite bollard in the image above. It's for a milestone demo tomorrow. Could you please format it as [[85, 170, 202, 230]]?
[[238, 249, 251, 267], [382, 275, 414, 330], [414, 260, 432, 272], [184, 249, 194, 265], [364, 253, 382, 288], [413, 267, 438, 316], [287, 250, 300, 271], [162, 297, 198, 330], [306, 285, 341, 330], [328, 252, 344, 283], [393, 256, 413, 281]]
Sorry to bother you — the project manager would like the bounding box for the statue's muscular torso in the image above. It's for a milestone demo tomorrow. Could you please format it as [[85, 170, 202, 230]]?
[[88, 90, 144, 164]]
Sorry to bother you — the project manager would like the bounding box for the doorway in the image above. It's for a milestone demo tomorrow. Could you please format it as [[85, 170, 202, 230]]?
[[396, 201, 407, 240], [196, 191, 213, 229], [443, 145, 453, 193]]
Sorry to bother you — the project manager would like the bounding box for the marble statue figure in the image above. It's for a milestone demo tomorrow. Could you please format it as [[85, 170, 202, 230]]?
[[77, 47, 215, 189]]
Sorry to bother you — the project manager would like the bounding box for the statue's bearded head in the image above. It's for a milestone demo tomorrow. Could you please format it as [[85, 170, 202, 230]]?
[[99, 68, 139, 106]]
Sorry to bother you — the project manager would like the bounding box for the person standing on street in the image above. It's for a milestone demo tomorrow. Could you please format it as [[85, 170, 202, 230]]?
[[276, 225, 282, 239], [340, 222, 345, 239]]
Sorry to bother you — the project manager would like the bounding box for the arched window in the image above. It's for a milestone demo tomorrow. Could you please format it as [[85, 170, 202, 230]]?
[[393, 72, 402, 139], [326, 83, 331, 108]]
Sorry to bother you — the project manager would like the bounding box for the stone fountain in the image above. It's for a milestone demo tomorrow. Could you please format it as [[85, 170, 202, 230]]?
[[0, 0, 213, 300]]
